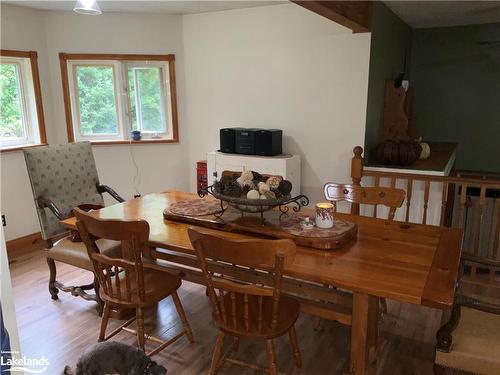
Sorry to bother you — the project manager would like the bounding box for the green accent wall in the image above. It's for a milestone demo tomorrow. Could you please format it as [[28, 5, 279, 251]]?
[[364, 2, 412, 160], [410, 23, 500, 172]]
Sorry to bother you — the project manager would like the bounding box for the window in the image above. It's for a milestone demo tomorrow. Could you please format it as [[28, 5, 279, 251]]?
[[0, 50, 46, 151], [60, 53, 178, 144]]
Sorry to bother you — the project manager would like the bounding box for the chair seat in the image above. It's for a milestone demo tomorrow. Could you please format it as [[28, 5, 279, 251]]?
[[435, 307, 500, 375], [101, 268, 181, 307], [218, 293, 300, 339], [47, 237, 121, 271]]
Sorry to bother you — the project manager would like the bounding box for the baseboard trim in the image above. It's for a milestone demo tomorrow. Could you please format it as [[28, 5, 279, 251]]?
[[6, 231, 70, 260], [6, 232, 46, 259]]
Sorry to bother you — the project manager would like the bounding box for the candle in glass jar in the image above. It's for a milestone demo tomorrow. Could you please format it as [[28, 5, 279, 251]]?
[[315, 202, 334, 229]]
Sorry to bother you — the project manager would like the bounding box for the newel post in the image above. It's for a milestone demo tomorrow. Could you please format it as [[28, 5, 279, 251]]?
[[351, 146, 364, 215]]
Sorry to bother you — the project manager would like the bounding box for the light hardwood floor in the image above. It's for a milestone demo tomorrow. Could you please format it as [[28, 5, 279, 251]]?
[[9, 249, 443, 374]]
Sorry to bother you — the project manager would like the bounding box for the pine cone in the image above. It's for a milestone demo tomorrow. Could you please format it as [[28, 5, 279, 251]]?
[[220, 175, 234, 186], [213, 180, 222, 194], [273, 189, 284, 199], [278, 180, 292, 196], [252, 171, 265, 182], [223, 181, 242, 197]]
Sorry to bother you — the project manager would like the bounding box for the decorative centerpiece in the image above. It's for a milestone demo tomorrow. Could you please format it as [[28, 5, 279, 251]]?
[[199, 170, 309, 223]]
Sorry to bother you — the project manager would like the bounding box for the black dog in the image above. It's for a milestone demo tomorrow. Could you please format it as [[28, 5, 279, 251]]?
[[62, 341, 167, 375]]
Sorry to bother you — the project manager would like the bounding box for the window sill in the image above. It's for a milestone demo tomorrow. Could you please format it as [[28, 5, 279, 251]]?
[[86, 139, 179, 146], [0, 143, 48, 153]]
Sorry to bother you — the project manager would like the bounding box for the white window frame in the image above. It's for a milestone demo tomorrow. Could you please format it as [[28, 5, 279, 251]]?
[[68, 61, 124, 142], [123, 61, 173, 140], [66, 59, 175, 142], [0, 56, 41, 149]]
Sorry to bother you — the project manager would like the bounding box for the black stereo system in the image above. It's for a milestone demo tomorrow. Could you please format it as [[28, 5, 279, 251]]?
[[219, 128, 283, 156]]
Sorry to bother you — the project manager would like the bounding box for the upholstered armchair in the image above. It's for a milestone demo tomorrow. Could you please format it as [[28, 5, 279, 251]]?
[[24, 141, 124, 314]]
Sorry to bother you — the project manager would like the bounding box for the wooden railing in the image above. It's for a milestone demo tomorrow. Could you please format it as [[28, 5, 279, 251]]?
[[350, 146, 500, 260]]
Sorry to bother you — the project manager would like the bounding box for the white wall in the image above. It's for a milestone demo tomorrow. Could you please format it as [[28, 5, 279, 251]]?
[[0, 5, 190, 240], [182, 4, 371, 202], [1, 5, 53, 240]]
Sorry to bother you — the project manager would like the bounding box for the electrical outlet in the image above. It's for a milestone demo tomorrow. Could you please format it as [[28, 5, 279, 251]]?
[[2, 215, 6, 227]]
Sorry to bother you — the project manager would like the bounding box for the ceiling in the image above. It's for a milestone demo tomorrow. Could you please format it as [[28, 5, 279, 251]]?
[[384, 1, 500, 28], [5, 1, 500, 28], [2, 0, 287, 15]]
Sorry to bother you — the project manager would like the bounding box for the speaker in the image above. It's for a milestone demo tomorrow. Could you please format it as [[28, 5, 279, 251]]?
[[235, 128, 259, 155], [219, 128, 241, 153], [254, 129, 282, 156]]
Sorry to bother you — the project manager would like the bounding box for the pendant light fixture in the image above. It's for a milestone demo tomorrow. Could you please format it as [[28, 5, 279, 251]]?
[[73, 0, 102, 15]]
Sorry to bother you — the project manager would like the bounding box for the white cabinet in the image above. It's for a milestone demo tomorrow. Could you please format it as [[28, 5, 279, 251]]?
[[207, 152, 301, 196]]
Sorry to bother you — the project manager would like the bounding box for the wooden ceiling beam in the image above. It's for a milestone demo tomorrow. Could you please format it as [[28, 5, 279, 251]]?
[[292, 1, 372, 33]]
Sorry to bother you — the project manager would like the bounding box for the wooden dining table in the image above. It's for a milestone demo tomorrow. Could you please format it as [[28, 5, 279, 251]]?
[[62, 190, 463, 375]]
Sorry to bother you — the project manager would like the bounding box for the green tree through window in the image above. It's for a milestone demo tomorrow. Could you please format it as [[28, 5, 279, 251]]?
[[75, 66, 118, 135], [0, 63, 25, 140], [128, 67, 164, 133], [64, 55, 177, 142]]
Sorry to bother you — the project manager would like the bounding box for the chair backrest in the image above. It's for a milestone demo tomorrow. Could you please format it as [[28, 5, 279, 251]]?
[[324, 183, 405, 220], [188, 227, 296, 335], [74, 207, 149, 306], [24, 141, 104, 240]]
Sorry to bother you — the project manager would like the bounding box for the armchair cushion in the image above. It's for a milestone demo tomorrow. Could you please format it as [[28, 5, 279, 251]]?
[[24, 142, 104, 240], [47, 237, 121, 271], [435, 307, 500, 375]]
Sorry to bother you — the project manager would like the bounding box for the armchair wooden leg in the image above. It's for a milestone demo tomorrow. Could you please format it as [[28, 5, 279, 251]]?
[[98, 303, 110, 342], [136, 307, 146, 352], [289, 326, 302, 368], [209, 331, 225, 375], [266, 339, 278, 375], [172, 291, 194, 343], [46, 257, 59, 300]]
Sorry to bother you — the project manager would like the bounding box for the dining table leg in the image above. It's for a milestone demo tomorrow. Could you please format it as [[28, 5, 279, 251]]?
[[349, 292, 379, 375]]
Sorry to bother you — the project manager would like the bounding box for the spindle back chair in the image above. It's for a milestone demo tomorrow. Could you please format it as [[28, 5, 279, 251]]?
[[75, 208, 193, 357], [76, 209, 148, 306], [323, 183, 405, 221], [321, 182, 405, 317], [188, 227, 301, 375]]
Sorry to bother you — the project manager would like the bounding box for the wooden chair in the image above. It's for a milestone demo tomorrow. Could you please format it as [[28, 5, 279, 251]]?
[[322, 182, 406, 319], [434, 254, 500, 375], [75, 208, 193, 356], [188, 227, 301, 375], [323, 182, 405, 221]]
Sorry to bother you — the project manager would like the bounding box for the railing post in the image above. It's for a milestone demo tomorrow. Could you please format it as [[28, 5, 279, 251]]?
[[351, 146, 364, 215]]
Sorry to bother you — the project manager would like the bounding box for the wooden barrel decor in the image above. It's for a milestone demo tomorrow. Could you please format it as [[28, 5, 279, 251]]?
[[373, 140, 422, 166]]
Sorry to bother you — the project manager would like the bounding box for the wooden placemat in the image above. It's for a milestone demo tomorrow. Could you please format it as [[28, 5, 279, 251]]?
[[164, 204, 357, 250], [165, 199, 222, 217], [280, 214, 357, 238]]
